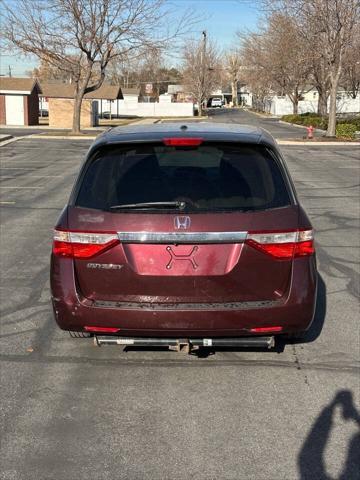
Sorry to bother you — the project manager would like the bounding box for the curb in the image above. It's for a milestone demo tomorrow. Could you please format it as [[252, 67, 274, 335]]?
[[0, 124, 105, 131], [277, 140, 360, 146], [28, 135, 97, 140], [2, 133, 358, 146], [0, 134, 13, 143], [246, 110, 279, 119], [278, 120, 327, 134], [0, 136, 28, 147]]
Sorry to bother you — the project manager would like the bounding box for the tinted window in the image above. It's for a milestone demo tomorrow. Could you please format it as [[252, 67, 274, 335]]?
[[76, 143, 291, 212]]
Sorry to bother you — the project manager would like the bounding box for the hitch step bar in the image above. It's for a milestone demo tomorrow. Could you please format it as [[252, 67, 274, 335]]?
[[94, 336, 275, 350]]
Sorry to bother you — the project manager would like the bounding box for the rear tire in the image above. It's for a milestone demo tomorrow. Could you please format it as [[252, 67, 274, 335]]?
[[283, 331, 307, 341]]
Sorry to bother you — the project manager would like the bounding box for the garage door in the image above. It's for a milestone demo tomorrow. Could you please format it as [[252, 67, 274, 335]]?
[[5, 95, 25, 125]]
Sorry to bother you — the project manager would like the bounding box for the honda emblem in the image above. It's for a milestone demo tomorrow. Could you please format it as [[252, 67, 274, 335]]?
[[174, 216, 191, 230]]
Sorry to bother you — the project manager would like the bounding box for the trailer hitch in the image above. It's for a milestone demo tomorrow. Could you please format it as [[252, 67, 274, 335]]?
[[94, 336, 275, 351]]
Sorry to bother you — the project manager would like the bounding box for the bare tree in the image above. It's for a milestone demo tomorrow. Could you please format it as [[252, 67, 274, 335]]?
[[225, 51, 242, 106], [272, 0, 360, 136], [2, 0, 194, 133], [182, 34, 221, 116], [239, 14, 311, 114], [342, 59, 360, 100], [107, 49, 182, 99], [309, 52, 331, 116], [341, 24, 360, 99], [239, 31, 272, 111], [26, 58, 73, 83], [107, 54, 144, 88]]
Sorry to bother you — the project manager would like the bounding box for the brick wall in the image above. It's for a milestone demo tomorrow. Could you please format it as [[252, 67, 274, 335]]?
[[49, 98, 93, 128]]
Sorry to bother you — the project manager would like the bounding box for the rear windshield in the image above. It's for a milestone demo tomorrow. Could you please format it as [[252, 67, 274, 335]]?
[[75, 143, 291, 212]]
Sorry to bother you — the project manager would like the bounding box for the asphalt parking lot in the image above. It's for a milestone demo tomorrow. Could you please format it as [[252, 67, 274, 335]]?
[[0, 118, 359, 479], [206, 108, 316, 139]]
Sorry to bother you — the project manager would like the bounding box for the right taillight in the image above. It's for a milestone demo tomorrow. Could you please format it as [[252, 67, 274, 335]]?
[[294, 230, 315, 257], [246, 229, 314, 259], [53, 230, 119, 259]]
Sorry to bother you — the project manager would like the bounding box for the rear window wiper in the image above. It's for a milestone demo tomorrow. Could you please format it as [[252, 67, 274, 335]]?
[[109, 201, 186, 210]]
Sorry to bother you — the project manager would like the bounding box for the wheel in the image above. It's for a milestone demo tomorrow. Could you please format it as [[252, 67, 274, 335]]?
[[283, 331, 307, 341]]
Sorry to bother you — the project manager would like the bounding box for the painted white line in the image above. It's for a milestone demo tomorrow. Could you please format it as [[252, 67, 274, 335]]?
[[0, 175, 63, 178], [29, 135, 97, 140], [0, 201, 16, 205], [1, 160, 77, 163], [0, 186, 43, 189], [1, 160, 77, 166], [0, 167, 38, 170], [0, 136, 28, 147]]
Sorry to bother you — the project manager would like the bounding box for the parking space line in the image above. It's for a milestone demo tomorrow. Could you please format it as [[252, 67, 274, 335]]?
[[0, 175, 63, 178], [0, 167, 39, 170], [0, 186, 44, 189]]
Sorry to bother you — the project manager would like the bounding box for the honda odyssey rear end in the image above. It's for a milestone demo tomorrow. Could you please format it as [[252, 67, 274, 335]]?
[[50, 124, 317, 349]]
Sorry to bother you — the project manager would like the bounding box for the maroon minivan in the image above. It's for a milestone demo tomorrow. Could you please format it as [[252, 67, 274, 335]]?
[[51, 124, 317, 350]]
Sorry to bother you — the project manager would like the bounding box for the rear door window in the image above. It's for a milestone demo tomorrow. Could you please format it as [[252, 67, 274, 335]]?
[[75, 143, 291, 212]]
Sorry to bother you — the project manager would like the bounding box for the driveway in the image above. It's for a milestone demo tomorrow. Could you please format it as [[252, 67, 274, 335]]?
[[0, 131, 359, 479], [206, 108, 318, 139]]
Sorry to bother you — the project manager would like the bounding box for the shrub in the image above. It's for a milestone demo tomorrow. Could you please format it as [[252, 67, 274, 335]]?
[[281, 114, 327, 129], [300, 112, 319, 117], [338, 118, 360, 130], [281, 114, 299, 123], [302, 116, 328, 129], [336, 124, 357, 139], [281, 112, 360, 135], [351, 118, 360, 130]]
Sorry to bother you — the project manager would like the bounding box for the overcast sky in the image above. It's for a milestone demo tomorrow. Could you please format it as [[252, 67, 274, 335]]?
[[0, 0, 261, 77]]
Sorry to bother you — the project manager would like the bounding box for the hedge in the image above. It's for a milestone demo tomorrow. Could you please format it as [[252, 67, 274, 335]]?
[[281, 114, 327, 129], [335, 124, 358, 139], [281, 113, 360, 136], [338, 117, 360, 130]]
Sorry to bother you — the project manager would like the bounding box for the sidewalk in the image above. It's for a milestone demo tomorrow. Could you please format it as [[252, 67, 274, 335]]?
[[131, 118, 161, 125], [7, 118, 160, 141], [0, 118, 159, 145], [277, 139, 360, 145]]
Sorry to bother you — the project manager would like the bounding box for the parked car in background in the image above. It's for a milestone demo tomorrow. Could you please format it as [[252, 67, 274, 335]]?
[[211, 97, 223, 108], [100, 111, 113, 119], [51, 123, 317, 351]]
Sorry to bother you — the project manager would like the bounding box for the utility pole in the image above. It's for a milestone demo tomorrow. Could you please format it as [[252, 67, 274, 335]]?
[[8, 65, 12, 77], [199, 30, 207, 116]]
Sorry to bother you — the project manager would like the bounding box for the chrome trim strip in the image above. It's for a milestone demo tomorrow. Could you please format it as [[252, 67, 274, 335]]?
[[94, 299, 282, 311], [117, 231, 248, 244]]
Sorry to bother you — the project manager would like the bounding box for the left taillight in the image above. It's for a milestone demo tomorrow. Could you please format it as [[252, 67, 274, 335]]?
[[246, 229, 315, 259], [52, 230, 119, 259]]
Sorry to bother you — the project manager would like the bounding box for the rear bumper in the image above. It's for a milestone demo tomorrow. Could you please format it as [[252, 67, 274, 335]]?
[[51, 256, 317, 337], [95, 335, 275, 349]]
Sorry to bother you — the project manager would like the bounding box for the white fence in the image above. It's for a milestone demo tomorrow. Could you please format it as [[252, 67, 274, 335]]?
[[264, 94, 360, 116], [94, 99, 194, 117], [39, 97, 194, 118]]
